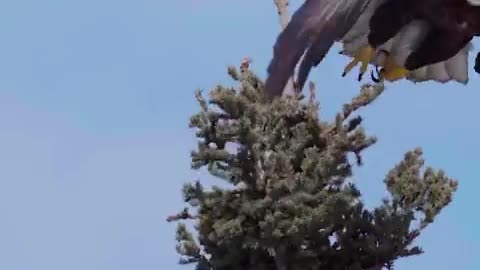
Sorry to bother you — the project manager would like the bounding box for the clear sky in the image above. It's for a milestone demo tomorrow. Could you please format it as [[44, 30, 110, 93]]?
[[0, 0, 478, 269]]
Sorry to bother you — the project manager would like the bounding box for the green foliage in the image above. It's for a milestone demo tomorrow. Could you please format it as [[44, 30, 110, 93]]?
[[168, 64, 458, 270]]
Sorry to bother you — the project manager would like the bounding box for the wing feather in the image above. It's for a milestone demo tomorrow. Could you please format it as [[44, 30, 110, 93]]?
[[426, 62, 450, 83], [264, 0, 372, 99]]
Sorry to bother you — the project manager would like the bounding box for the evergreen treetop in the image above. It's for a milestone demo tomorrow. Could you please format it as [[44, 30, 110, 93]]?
[[168, 64, 458, 270]]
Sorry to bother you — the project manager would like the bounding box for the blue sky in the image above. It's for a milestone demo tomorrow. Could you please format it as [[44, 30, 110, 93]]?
[[0, 0, 478, 269]]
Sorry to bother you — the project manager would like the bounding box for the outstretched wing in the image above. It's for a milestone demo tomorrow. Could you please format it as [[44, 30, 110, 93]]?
[[264, 0, 372, 99]]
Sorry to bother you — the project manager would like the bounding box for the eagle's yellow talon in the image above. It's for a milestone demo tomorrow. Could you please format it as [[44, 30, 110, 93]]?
[[372, 66, 411, 83], [342, 45, 375, 81], [383, 67, 409, 81], [382, 57, 410, 82], [371, 52, 411, 83]]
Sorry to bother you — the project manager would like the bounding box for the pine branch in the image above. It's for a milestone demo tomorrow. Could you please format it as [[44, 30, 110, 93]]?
[[273, 0, 290, 30], [166, 207, 198, 222]]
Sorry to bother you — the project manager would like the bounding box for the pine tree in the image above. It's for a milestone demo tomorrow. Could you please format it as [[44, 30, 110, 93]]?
[[167, 62, 458, 270]]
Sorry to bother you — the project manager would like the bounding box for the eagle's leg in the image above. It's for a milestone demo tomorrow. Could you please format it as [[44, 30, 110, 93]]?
[[372, 64, 410, 83], [371, 50, 410, 83], [341, 45, 375, 81], [405, 29, 472, 70]]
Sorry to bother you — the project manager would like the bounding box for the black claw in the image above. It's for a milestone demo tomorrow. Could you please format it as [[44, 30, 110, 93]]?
[[371, 66, 382, 83], [358, 73, 363, 81], [475, 65, 480, 74], [371, 70, 380, 83], [475, 52, 480, 74], [342, 72, 347, 77]]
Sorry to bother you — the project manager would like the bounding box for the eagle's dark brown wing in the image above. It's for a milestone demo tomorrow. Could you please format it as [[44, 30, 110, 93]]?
[[264, 0, 372, 99]]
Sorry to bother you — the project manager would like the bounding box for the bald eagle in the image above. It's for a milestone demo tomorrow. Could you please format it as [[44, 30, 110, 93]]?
[[339, 7, 472, 84], [265, 0, 480, 99]]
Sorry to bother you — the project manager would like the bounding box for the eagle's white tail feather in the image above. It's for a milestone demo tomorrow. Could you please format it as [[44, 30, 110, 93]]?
[[444, 46, 469, 84], [427, 62, 451, 83], [409, 67, 428, 82]]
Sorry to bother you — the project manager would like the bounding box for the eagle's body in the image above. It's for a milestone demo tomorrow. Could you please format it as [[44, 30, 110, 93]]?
[[264, 0, 480, 99]]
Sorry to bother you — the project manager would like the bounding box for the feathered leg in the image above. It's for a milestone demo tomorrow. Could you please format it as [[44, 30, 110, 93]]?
[[405, 29, 472, 71], [368, 0, 414, 47]]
